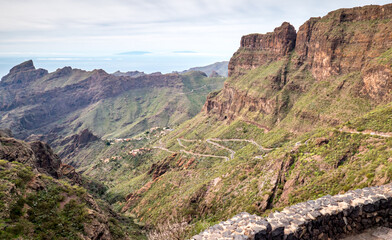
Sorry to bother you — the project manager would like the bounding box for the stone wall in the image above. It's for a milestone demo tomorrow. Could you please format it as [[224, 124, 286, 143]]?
[[191, 183, 392, 240]]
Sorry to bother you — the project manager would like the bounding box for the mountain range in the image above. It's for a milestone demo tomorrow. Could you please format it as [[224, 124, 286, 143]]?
[[0, 61, 225, 143], [0, 3, 392, 240]]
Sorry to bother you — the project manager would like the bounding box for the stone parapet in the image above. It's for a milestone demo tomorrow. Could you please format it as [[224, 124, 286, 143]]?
[[192, 184, 392, 240]]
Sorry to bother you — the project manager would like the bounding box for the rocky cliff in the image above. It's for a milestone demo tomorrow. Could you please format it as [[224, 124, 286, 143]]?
[[228, 22, 296, 77], [296, 5, 392, 81], [204, 4, 392, 131]]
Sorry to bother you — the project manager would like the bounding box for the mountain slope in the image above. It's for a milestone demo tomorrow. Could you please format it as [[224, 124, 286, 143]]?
[[0, 62, 225, 144], [1, 4, 392, 240], [82, 4, 392, 238], [0, 131, 145, 239]]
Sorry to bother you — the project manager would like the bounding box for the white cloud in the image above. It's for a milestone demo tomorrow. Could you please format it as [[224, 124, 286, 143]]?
[[0, 0, 390, 57]]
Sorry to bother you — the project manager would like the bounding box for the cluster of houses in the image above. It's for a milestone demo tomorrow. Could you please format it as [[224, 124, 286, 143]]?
[[106, 127, 174, 145], [128, 147, 151, 156]]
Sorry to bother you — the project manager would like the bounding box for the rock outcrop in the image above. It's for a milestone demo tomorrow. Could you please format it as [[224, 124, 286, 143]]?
[[59, 129, 100, 158], [112, 70, 146, 77], [203, 85, 275, 121], [228, 22, 296, 77], [0, 60, 48, 87], [0, 133, 80, 183]]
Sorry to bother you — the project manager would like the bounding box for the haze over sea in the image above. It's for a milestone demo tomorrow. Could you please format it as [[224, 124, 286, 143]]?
[[2, 0, 390, 79], [0, 53, 228, 79]]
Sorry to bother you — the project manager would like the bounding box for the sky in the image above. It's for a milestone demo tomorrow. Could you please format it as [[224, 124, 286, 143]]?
[[0, 0, 391, 76]]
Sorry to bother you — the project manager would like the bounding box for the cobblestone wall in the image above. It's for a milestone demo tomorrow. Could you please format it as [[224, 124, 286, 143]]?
[[191, 184, 392, 240]]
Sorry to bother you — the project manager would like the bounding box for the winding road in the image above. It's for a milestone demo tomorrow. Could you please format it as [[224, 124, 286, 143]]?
[[339, 128, 392, 138], [180, 149, 230, 161], [168, 137, 272, 161], [154, 127, 392, 163], [152, 146, 176, 154]]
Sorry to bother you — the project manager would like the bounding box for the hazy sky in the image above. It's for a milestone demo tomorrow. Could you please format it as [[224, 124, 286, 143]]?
[[0, 0, 391, 74]]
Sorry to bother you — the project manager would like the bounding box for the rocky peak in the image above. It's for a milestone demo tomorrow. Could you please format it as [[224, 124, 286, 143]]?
[[209, 70, 221, 78], [78, 129, 100, 146], [112, 70, 146, 78], [240, 22, 296, 54], [228, 22, 296, 77], [1, 60, 48, 85], [9, 60, 35, 74], [52, 66, 73, 77], [58, 129, 100, 161], [92, 69, 108, 75]]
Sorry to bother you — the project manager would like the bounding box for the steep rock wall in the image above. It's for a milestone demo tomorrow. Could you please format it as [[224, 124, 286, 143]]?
[[295, 4, 392, 81], [228, 22, 296, 77]]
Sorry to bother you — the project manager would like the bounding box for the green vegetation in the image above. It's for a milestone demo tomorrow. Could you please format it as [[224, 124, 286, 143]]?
[[50, 71, 226, 140], [377, 47, 392, 67], [346, 102, 392, 132], [0, 160, 87, 239], [0, 160, 144, 239], [5, 9, 391, 239]]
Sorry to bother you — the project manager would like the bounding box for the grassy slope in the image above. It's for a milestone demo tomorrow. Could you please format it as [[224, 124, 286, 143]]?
[[90, 47, 392, 238], [121, 105, 392, 238], [72, 20, 392, 237], [0, 160, 145, 239], [75, 93, 391, 238], [48, 72, 226, 140]]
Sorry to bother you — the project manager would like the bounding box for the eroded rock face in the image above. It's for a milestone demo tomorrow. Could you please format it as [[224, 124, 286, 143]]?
[[0, 133, 81, 183], [59, 129, 100, 156], [203, 84, 275, 121], [296, 4, 392, 81], [29, 141, 62, 178], [206, 4, 392, 128], [228, 22, 296, 77], [58, 129, 101, 167], [362, 65, 392, 102]]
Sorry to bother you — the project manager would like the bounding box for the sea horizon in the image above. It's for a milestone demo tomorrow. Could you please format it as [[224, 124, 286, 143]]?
[[0, 54, 229, 79]]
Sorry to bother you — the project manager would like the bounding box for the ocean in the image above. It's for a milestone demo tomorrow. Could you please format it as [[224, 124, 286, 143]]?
[[0, 54, 228, 78]]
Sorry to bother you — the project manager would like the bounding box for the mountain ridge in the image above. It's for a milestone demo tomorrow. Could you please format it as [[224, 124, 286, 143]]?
[[0, 61, 225, 144]]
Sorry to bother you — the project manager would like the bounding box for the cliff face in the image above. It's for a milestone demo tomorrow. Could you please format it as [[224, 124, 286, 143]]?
[[228, 22, 296, 77], [296, 5, 392, 84], [205, 4, 392, 130]]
